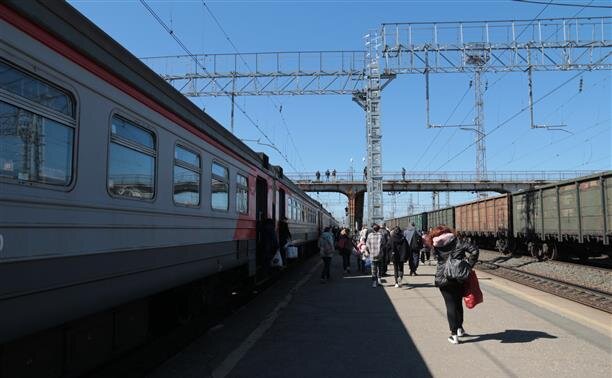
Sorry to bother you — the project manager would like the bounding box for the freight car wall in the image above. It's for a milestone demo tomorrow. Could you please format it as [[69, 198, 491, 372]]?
[[384, 213, 426, 232], [426, 207, 455, 230], [512, 171, 611, 259]]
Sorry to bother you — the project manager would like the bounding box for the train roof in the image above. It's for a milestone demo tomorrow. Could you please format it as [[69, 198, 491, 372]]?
[[521, 170, 612, 194]]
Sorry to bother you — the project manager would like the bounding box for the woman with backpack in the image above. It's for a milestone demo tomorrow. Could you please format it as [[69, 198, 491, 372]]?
[[387, 226, 408, 287], [426, 225, 479, 345]]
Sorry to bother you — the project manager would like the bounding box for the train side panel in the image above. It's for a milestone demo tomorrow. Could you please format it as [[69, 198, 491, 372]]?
[[426, 207, 455, 230]]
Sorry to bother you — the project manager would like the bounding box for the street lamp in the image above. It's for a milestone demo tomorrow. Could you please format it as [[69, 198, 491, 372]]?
[[349, 158, 354, 181]]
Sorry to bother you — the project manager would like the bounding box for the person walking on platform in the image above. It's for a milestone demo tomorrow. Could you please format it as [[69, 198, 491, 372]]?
[[387, 226, 408, 287], [331, 169, 336, 181], [401, 167, 406, 181], [325, 169, 330, 181], [336, 228, 354, 274], [318, 227, 335, 283], [420, 233, 432, 265], [315, 170, 321, 181], [380, 223, 391, 276], [426, 225, 479, 344], [357, 225, 369, 273], [404, 222, 422, 276], [365, 224, 385, 287], [363, 166, 367, 180]]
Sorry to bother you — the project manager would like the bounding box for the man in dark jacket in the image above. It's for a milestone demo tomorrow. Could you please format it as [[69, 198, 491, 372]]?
[[380, 223, 391, 276], [387, 226, 408, 287], [404, 222, 422, 276]]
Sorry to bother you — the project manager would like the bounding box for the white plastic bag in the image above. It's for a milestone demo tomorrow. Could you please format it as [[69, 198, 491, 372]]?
[[271, 249, 284, 268], [287, 245, 298, 259]]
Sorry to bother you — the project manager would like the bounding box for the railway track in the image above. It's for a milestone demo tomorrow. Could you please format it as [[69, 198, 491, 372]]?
[[476, 261, 612, 314]]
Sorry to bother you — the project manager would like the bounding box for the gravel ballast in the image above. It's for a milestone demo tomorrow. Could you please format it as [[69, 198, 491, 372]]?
[[477, 249, 612, 294]]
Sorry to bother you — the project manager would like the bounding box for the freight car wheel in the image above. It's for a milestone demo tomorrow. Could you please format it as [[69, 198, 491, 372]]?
[[528, 242, 543, 260], [542, 242, 559, 260]]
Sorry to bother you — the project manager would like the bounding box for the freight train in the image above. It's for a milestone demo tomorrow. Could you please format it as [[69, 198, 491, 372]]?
[[0, 1, 336, 376], [386, 171, 611, 260]]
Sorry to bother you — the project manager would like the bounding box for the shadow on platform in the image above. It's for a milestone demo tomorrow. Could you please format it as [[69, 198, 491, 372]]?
[[228, 256, 432, 378], [461, 329, 558, 344]]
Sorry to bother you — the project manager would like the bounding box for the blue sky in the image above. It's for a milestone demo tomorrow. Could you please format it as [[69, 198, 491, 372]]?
[[69, 0, 611, 223]]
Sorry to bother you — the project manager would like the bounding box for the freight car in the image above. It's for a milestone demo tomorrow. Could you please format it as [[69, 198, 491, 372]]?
[[385, 212, 427, 232], [386, 171, 611, 261], [0, 2, 336, 376], [455, 194, 511, 252], [512, 171, 611, 260]]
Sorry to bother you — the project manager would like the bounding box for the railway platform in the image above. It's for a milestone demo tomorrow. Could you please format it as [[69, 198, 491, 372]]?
[[146, 256, 611, 378]]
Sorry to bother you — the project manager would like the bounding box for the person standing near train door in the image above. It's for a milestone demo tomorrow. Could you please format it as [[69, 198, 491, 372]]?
[[279, 216, 292, 263]]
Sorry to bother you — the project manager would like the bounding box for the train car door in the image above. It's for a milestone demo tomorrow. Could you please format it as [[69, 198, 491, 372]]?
[[279, 189, 286, 220], [255, 177, 268, 279]]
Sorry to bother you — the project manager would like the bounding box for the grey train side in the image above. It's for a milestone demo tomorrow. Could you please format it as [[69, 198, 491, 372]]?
[[0, 1, 335, 376]]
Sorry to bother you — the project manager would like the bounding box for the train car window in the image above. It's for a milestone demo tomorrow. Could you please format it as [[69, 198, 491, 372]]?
[[0, 61, 75, 187], [0, 102, 73, 185], [173, 145, 200, 206], [108, 116, 156, 200], [211, 162, 229, 211], [0, 61, 74, 117], [236, 173, 249, 214]]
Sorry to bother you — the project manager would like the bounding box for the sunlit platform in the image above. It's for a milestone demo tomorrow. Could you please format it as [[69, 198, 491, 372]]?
[[148, 256, 611, 378]]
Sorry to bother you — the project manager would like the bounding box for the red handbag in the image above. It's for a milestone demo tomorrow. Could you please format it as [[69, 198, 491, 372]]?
[[463, 270, 483, 309]]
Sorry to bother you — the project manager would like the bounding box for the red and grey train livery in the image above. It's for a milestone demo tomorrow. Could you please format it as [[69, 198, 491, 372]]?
[[386, 171, 611, 260], [0, 1, 335, 376]]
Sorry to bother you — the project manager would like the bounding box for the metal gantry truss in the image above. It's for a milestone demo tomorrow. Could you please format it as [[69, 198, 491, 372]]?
[[141, 16, 611, 226]]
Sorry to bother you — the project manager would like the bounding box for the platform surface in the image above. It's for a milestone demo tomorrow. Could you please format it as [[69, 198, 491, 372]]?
[[148, 255, 612, 378]]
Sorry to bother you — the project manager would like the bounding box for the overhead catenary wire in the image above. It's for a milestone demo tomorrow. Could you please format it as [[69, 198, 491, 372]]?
[[486, 74, 610, 164], [139, 0, 299, 172], [418, 0, 553, 174], [513, 0, 612, 9], [432, 51, 612, 173], [432, 0, 605, 173], [199, 1, 307, 172], [411, 84, 473, 171]]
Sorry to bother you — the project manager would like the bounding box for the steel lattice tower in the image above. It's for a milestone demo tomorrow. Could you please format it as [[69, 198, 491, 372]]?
[[365, 32, 384, 225]]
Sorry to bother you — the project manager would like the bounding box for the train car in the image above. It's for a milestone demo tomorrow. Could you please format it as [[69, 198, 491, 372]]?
[[455, 194, 511, 251], [426, 206, 455, 230], [0, 2, 334, 376], [385, 213, 427, 232], [512, 171, 611, 260]]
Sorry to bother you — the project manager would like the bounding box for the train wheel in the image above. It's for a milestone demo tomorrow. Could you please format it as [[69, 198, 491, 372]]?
[[528, 242, 537, 259], [542, 243, 559, 260], [496, 239, 509, 254]]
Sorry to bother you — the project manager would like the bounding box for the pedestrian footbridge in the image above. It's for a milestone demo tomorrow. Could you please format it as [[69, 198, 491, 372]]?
[[285, 171, 597, 231]]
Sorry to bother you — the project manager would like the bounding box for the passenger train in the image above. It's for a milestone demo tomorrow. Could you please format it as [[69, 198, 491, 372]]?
[[386, 171, 612, 260], [0, 1, 336, 376]]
